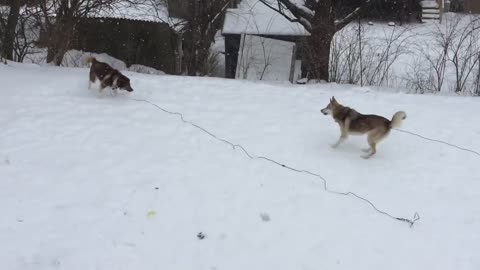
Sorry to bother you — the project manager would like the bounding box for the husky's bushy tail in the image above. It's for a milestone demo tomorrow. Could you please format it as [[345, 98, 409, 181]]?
[[390, 111, 407, 128]]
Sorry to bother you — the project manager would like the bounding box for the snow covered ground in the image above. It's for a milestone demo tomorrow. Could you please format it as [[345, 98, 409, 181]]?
[[1, 62, 480, 270]]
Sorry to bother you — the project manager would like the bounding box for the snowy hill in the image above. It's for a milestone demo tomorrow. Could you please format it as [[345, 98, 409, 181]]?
[[1, 63, 479, 270]]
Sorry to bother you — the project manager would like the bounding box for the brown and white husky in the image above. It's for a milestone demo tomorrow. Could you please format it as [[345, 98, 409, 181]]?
[[321, 96, 406, 159]]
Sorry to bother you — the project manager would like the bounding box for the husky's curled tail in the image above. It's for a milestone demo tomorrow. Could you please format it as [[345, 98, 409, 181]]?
[[390, 111, 407, 128]]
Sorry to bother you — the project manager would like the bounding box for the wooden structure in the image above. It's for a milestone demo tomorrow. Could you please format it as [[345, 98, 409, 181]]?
[[464, 0, 480, 13], [72, 17, 179, 74], [222, 0, 309, 81]]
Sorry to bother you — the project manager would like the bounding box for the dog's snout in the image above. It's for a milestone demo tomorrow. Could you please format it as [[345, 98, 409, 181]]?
[[321, 108, 332, 115]]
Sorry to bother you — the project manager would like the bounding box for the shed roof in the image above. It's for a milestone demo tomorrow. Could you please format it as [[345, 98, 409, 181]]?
[[88, 1, 182, 29], [3, 1, 182, 29]]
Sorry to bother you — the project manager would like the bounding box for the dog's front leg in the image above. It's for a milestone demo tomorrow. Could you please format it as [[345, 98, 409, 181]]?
[[331, 136, 345, 148], [97, 87, 106, 98], [331, 119, 350, 148], [331, 129, 347, 148]]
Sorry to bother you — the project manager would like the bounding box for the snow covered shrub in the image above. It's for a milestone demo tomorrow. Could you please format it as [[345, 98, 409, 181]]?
[[404, 58, 436, 94], [330, 24, 365, 84], [200, 49, 222, 77], [361, 25, 414, 87], [447, 15, 480, 94], [61, 50, 127, 70], [474, 60, 480, 96], [407, 13, 480, 94], [128, 64, 166, 76], [330, 22, 414, 88]]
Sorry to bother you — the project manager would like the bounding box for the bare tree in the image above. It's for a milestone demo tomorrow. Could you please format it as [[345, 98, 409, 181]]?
[[178, 0, 232, 76], [406, 16, 459, 93], [0, 5, 7, 60], [404, 14, 480, 94], [365, 25, 414, 87], [259, 0, 369, 81], [329, 24, 365, 84], [448, 15, 480, 93], [404, 58, 435, 94], [252, 14, 275, 80], [475, 55, 480, 96], [330, 22, 414, 88], [33, 0, 141, 65], [236, 34, 276, 80], [1, 0, 22, 60], [11, 5, 44, 62]]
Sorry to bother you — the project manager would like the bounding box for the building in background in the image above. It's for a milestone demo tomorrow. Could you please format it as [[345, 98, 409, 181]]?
[[72, 2, 182, 74], [463, 0, 480, 13], [222, 0, 308, 82]]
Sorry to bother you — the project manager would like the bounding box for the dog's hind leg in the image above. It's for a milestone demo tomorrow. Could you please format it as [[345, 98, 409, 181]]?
[[362, 128, 388, 159], [362, 136, 376, 159], [361, 130, 378, 159]]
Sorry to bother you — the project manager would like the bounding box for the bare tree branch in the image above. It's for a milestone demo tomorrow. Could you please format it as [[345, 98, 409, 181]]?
[[258, 0, 312, 32], [276, 0, 314, 21], [334, 7, 361, 30]]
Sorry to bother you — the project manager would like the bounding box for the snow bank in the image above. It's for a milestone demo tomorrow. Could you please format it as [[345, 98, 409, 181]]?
[[23, 49, 166, 75]]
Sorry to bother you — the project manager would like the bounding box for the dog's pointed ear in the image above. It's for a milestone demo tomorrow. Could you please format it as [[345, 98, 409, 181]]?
[[332, 96, 338, 104]]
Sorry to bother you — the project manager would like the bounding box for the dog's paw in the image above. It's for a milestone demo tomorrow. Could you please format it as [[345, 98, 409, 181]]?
[[330, 144, 338, 149], [361, 148, 371, 153], [361, 154, 374, 159]]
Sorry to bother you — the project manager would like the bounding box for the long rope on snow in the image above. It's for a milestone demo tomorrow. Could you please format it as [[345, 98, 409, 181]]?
[[131, 98, 420, 228], [393, 128, 480, 157]]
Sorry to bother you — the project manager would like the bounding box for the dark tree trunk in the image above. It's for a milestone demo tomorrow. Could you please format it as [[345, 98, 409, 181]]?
[[306, 0, 336, 81], [307, 29, 334, 81], [261, 0, 365, 81], [46, 0, 75, 65], [2, 0, 21, 60], [46, 26, 70, 65], [182, 0, 229, 76], [196, 15, 218, 76], [46, 24, 72, 66], [46, 34, 59, 64], [186, 0, 200, 75]]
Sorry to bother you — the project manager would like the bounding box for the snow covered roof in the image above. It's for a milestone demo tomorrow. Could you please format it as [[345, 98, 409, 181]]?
[[6, 1, 182, 29], [222, 0, 310, 36], [88, 1, 181, 28], [89, 1, 164, 22]]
